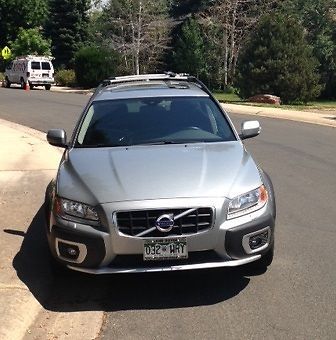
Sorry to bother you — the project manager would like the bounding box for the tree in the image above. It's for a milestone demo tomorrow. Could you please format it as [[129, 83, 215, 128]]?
[[173, 18, 206, 78], [10, 28, 51, 57], [46, 0, 90, 68], [279, 0, 336, 99], [199, 0, 276, 88], [102, 0, 172, 74], [0, 0, 48, 47], [237, 15, 322, 104], [74, 45, 120, 87]]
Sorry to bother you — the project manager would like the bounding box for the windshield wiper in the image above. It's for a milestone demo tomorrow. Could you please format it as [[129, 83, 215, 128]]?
[[77, 143, 128, 148], [134, 141, 178, 146]]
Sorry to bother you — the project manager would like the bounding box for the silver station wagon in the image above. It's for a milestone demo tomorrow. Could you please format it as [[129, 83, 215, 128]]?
[[45, 73, 276, 274]]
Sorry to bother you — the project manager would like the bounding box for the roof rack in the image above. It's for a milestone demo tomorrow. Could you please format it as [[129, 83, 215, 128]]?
[[15, 55, 54, 60], [95, 72, 212, 97]]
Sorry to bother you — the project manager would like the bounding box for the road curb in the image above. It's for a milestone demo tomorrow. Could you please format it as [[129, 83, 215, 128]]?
[[221, 103, 336, 128], [0, 118, 47, 141]]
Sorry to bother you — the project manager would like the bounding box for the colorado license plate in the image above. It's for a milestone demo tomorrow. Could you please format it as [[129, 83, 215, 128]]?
[[143, 238, 188, 261]]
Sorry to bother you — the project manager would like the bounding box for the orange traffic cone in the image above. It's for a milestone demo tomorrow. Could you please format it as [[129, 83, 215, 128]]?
[[24, 82, 30, 91]]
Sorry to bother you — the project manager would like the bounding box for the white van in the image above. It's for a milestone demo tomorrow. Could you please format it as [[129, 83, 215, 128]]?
[[4, 55, 55, 90]]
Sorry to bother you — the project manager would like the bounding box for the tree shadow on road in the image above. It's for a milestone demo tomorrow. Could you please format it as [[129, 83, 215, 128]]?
[[13, 205, 261, 313]]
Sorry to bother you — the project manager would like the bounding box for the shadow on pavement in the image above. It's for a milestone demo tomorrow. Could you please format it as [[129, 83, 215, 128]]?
[[12, 205, 54, 305], [13, 205, 262, 313]]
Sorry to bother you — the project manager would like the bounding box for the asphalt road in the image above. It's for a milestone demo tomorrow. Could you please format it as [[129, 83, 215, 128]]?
[[1, 88, 336, 339]]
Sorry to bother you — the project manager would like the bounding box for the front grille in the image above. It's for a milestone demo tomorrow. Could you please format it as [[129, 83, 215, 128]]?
[[116, 208, 214, 237]]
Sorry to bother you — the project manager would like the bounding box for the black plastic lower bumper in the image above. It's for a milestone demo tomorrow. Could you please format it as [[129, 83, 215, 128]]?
[[225, 213, 275, 259], [49, 225, 106, 268]]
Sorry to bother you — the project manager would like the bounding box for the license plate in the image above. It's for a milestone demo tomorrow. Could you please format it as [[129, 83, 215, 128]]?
[[143, 238, 188, 261]]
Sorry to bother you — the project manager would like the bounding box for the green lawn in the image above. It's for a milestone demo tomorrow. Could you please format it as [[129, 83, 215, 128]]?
[[213, 92, 242, 103], [213, 92, 336, 111]]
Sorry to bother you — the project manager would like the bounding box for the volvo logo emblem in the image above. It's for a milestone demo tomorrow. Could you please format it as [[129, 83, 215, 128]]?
[[155, 214, 174, 233]]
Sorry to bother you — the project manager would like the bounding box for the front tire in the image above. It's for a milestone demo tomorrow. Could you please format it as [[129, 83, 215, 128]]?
[[45, 84, 51, 90], [4, 77, 11, 88]]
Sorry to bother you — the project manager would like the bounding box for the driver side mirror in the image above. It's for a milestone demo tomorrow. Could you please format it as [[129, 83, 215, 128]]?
[[47, 129, 67, 148], [240, 120, 261, 140]]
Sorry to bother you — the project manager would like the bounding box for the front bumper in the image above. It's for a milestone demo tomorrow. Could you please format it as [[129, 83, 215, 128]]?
[[47, 198, 275, 274]]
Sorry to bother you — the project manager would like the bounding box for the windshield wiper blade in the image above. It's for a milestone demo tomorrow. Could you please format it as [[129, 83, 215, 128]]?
[[134, 141, 177, 145], [78, 143, 128, 148]]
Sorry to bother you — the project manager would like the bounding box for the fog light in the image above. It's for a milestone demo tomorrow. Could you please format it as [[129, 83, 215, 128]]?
[[58, 241, 80, 260], [249, 231, 269, 250]]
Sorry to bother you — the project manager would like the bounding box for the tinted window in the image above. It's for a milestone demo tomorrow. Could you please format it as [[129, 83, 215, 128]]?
[[76, 97, 236, 147], [41, 62, 51, 70], [31, 62, 40, 69]]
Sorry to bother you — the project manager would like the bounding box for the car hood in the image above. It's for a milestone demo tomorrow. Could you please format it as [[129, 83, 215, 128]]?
[[57, 142, 262, 204]]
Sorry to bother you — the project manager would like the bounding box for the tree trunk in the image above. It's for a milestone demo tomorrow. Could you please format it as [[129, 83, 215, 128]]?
[[223, 24, 228, 87], [229, 0, 238, 84], [135, 1, 143, 75]]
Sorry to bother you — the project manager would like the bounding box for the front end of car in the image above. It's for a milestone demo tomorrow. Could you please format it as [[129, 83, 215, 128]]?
[[46, 176, 275, 274]]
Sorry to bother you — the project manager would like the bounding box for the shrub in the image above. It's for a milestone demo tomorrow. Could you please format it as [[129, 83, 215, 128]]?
[[55, 69, 76, 87], [236, 15, 322, 104], [74, 46, 120, 88], [0, 72, 4, 81]]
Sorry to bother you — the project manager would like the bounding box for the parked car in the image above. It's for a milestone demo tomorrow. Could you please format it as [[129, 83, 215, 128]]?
[[4, 55, 54, 90], [45, 73, 276, 274]]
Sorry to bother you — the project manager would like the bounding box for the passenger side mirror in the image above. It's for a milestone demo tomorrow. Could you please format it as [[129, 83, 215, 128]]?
[[47, 129, 67, 148], [240, 121, 261, 140]]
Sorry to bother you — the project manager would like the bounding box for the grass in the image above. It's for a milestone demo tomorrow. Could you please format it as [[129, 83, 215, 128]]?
[[213, 92, 242, 103], [213, 92, 336, 111]]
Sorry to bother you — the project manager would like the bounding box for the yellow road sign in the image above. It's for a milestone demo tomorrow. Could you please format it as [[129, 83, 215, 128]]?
[[1, 46, 12, 60]]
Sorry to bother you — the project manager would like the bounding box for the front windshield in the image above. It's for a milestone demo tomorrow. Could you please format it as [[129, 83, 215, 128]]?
[[76, 97, 236, 147]]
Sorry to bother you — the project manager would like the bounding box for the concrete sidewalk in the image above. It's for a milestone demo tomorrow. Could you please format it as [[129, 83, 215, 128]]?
[[0, 119, 104, 340], [0, 119, 62, 340]]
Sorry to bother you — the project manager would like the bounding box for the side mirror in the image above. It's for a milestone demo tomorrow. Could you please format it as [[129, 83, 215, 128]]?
[[240, 120, 261, 140], [47, 129, 67, 148]]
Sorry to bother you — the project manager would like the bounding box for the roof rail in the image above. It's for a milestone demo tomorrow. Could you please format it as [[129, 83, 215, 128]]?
[[97, 72, 212, 96]]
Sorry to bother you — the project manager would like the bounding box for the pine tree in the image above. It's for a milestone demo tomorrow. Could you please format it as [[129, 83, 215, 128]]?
[[173, 18, 206, 78], [46, 0, 90, 68], [237, 15, 322, 104]]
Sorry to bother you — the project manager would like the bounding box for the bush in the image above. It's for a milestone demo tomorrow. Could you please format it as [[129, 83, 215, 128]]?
[[236, 15, 322, 104], [0, 72, 4, 81], [74, 46, 120, 88], [55, 69, 76, 87]]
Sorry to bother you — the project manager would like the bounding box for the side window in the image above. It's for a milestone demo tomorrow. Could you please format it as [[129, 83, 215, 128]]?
[[204, 100, 233, 139], [6, 62, 13, 70], [77, 106, 95, 144], [204, 103, 219, 134]]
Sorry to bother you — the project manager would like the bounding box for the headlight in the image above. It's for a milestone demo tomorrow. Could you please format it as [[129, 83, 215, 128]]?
[[227, 185, 268, 219], [54, 197, 99, 222]]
